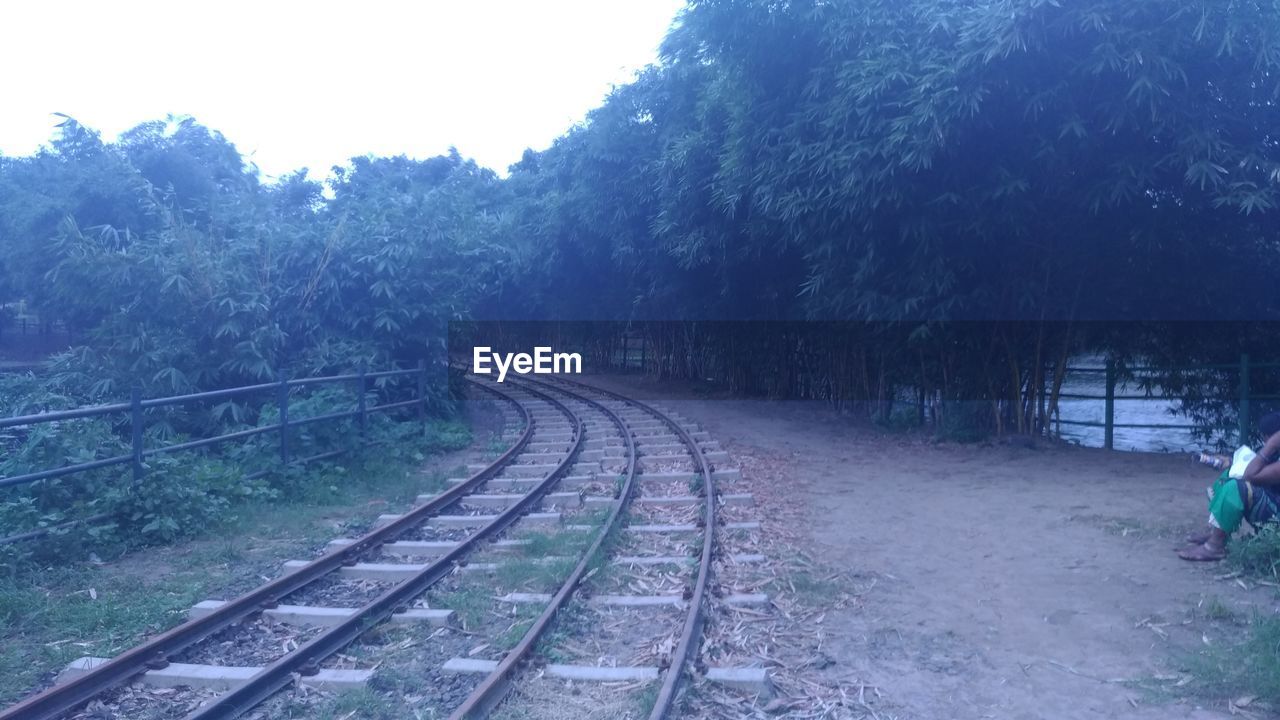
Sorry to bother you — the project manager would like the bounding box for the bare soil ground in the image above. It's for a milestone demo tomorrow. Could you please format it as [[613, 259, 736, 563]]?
[[583, 374, 1275, 720]]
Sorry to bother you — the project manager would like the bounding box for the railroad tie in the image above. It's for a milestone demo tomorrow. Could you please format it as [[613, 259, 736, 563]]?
[[372, 511, 561, 529], [440, 658, 773, 695], [59, 657, 372, 693], [582, 493, 754, 509], [496, 592, 770, 608], [188, 599, 453, 627], [325, 537, 529, 556], [569, 520, 758, 533]]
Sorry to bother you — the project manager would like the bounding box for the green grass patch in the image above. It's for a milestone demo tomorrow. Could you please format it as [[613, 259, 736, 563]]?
[[1164, 525, 1280, 708], [0, 565, 216, 704], [1179, 613, 1280, 705], [271, 679, 406, 719], [0, 428, 466, 706], [1199, 595, 1241, 624], [421, 420, 472, 456], [513, 528, 590, 559], [531, 602, 584, 664], [431, 583, 489, 630], [482, 435, 510, 460], [578, 506, 611, 527], [494, 610, 539, 650], [633, 682, 661, 715], [493, 555, 577, 591], [1229, 524, 1280, 580]]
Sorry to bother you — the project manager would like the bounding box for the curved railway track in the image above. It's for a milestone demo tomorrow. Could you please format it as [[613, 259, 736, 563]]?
[[445, 375, 721, 720], [1, 373, 760, 720]]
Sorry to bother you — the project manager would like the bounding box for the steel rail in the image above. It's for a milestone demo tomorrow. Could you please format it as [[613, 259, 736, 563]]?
[[285, 374, 361, 387], [182, 378, 587, 720], [0, 512, 114, 545], [549, 376, 717, 720], [0, 406, 356, 487], [0, 453, 133, 489], [0, 365, 417, 480], [647, 410, 715, 720], [0, 366, 416, 428], [447, 374, 639, 719], [1, 367, 428, 544], [368, 398, 423, 413], [0, 379, 536, 720], [147, 424, 281, 457], [0, 402, 131, 429], [363, 368, 421, 380], [138, 382, 278, 409], [2, 439, 359, 547]]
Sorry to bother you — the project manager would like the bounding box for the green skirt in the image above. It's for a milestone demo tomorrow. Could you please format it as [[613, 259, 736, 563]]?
[[1208, 471, 1280, 534]]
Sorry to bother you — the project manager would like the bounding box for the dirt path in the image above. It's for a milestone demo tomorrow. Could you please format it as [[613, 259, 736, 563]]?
[[584, 375, 1273, 720]]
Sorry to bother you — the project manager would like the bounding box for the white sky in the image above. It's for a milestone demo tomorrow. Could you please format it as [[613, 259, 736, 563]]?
[[0, 0, 684, 180]]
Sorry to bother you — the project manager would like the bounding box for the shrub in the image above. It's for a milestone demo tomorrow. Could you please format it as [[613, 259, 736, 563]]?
[[936, 401, 992, 443], [1185, 614, 1280, 706], [0, 373, 462, 567], [1230, 524, 1280, 580], [113, 455, 273, 544]]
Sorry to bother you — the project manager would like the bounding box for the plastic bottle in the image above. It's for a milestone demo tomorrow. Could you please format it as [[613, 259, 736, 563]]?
[[1195, 453, 1229, 471]]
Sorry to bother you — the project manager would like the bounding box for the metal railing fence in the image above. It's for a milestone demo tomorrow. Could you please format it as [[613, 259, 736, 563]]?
[[0, 361, 431, 543], [1053, 354, 1280, 449]]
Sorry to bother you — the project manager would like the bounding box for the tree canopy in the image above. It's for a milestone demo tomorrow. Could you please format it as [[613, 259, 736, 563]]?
[[496, 0, 1280, 322], [1, 0, 1278, 432]]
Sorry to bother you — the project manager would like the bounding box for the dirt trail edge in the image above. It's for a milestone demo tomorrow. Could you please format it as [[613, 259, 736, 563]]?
[[581, 375, 1272, 720]]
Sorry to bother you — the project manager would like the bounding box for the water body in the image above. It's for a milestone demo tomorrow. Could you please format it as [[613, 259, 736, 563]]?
[[1053, 366, 1202, 454]]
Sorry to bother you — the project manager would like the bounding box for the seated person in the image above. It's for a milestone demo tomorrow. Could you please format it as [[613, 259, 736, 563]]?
[[1179, 412, 1280, 561]]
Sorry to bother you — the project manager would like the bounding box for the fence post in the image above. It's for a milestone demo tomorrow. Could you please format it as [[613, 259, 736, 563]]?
[[1239, 353, 1251, 446], [417, 359, 427, 426], [130, 386, 145, 482], [1104, 359, 1116, 451], [278, 369, 290, 465], [357, 361, 368, 439]]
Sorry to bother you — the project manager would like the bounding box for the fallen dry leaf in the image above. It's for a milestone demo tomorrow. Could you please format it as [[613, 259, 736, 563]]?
[[1233, 695, 1257, 708]]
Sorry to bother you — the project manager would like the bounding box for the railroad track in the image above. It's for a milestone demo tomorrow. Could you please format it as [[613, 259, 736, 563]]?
[[2, 374, 768, 720], [440, 375, 769, 719]]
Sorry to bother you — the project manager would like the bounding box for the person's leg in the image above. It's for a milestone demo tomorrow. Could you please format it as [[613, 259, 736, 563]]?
[[1179, 527, 1228, 560], [1178, 477, 1246, 561], [1247, 486, 1280, 528], [1184, 526, 1213, 545], [1183, 474, 1230, 546]]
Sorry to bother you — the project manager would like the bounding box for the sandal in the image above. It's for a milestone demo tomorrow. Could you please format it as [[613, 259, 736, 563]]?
[[1177, 543, 1226, 561]]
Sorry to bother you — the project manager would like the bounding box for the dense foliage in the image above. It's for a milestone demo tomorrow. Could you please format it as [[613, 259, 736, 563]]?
[[490, 0, 1280, 437], [2, 0, 1279, 457], [0, 118, 503, 399], [496, 0, 1280, 323], [0, 115, 490, 554]]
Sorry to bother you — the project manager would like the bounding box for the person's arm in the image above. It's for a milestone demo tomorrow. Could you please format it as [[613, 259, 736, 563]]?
[[1243, 433, 1280, 484], [1247, 462, 1280, 486]]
